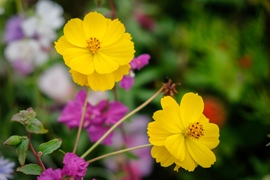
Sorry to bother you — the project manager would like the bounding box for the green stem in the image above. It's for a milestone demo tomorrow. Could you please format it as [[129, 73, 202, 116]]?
[[28, 133, 46, 171], [14, 0, 24, 13], [87, 144, 152, 163], [73, 89, 90, 153], [81, 86, 164, 159]]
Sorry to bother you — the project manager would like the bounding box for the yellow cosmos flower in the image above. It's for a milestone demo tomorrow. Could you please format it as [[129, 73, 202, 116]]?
[[147, 92, 220, 172], [55, 12, 135, 91]]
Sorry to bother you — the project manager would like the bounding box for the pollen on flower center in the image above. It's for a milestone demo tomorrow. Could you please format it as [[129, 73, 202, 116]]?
[[86, 37, 100, 54], [186, 122, 204, 139]]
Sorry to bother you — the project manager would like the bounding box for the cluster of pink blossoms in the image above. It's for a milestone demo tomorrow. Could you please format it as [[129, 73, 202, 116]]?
[[58, 90, 129, 145], [38, 153, 88, 180]]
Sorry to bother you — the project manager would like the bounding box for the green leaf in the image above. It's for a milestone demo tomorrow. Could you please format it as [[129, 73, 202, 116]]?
[[17, 164, 42, 175], [26, 118, 48, 134], [38, 138, 62, 156], [266, 142, 270, 146], [15, 139, 29, 166], [11, 108, 36, 123], [4, 135, 27, 147]]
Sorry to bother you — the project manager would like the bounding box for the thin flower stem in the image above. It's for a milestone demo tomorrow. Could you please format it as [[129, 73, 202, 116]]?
[[109, 0, 116, 19], [87, 144, 152, 164], [113, 86, 135, 178], [27, 133, 46, 171], [81, 86, 164, 159], [73, 89, 90, 153]]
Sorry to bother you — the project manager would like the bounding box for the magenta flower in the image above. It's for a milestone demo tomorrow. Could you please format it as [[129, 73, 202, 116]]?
[[38, 168, 62, 180], [119, 75, 135, 91], [4, 16, 25, 43], [58, 90, 128, 145], [130, 54, 150, 70], [120, 54, 150, 91], [62, 153, 89, 180], [38, 153, 88, 180]]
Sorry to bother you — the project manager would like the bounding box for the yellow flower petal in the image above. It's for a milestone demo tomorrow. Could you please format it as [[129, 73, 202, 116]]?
[[55, 36, 72, 55], [87, 71, 115, 91], [151, 146, 176, 167], [199, 123, 220, 149], [175, 145, 198, 172], [165, 134, 185, 161], [113, 65, 130, 82], [55, 36, 75, 65], [161, 96, 184, 129], [69, 69, 88, 86], [152, 110, 163, 121], [180, 92, 204, 127], [186, 138, 216, 168], [94, 53, 119, 74], [69, 53, 94, 74], [199, 114, 209, 123], [83, 12, 108, 40], [147, 121, 172, 146], [63, 18, 87, 48], [101, 19, 126, 47], [99, 38, 135, 66], [157, 107, 182, 133], [161, 96, 179, 109]]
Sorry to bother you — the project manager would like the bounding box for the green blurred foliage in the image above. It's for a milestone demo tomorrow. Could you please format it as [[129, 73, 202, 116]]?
[[1, 0, 270, 179]]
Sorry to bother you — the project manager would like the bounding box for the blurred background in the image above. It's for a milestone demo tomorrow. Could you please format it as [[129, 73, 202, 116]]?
[[0, 0, 270, 179]]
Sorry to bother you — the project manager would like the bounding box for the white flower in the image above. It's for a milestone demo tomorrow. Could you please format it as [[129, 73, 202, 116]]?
[[35, 0, 64, 30], [87, 91, 108, 105], [4, 39, 48, 74], [38, 63, 75, 103], [0, 157, 15, 180], [21, 0, 64, 48]]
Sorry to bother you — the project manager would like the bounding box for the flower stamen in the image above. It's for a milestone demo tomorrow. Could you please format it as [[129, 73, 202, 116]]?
[[186, 122, 204, 140], [86, 37, 100, 54]]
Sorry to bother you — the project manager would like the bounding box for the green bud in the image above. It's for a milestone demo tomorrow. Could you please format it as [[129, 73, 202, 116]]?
[[4, 135, 27, 147]]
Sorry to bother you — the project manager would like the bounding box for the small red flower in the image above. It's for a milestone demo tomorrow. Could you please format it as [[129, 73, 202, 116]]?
[[203, 96, 226, 127]]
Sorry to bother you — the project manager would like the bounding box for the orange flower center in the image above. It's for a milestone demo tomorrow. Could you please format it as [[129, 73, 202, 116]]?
[[186, 122, 204, 140], [86, 37, 100, 54]]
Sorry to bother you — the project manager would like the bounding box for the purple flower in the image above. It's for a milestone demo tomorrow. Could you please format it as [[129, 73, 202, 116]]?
[[37, 168, 62, 180], [58, 90, 86, 128], [0, 157, 15, 180], [4, 16, 25, 43], [130, 54, 150, 70], [120, 54, 150, 91], [59, 90, 129, 145], [62, 153, 89, 180], [119, 74, 135, 91]]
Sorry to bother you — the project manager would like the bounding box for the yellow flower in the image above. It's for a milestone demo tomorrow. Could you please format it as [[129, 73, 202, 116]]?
[[147, 92, 220, 172], [55, 12, 135, 91]]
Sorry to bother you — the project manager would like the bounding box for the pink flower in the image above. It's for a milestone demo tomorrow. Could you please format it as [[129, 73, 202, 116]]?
[[38, 153, 88, 180], [130, 54, 150, 70], [38, 168, 62, 180], [120, 54, 150, 91], [62, 153, 89, 180], [58, 90, 128, 145]]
